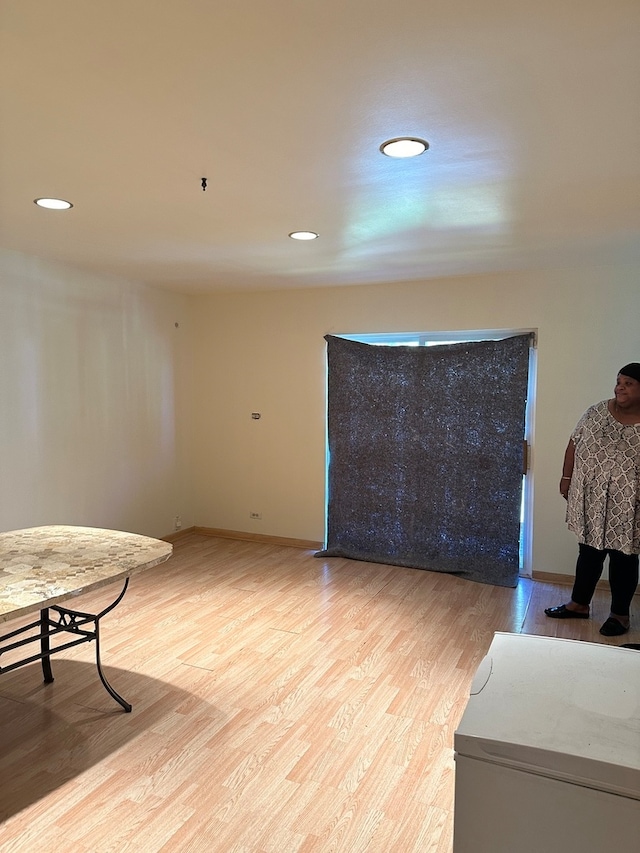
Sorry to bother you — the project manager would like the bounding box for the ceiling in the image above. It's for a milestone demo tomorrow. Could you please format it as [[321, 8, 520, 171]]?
[[1, 0, 638, 294]]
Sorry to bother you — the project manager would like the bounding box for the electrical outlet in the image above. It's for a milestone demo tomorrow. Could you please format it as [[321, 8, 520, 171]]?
[[174, 516, 182, 530], [249, 512, 262, 520]]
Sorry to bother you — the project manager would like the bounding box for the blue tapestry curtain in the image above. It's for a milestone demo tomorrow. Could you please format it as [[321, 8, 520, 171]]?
[[317, 334, 531, 587]]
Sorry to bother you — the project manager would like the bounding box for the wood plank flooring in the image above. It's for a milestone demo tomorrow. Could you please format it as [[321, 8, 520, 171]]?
[[1, 534, 638, 852]]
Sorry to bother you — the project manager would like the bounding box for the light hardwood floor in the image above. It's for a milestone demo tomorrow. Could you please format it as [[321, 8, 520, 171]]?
[[1, 534, 638, 852]]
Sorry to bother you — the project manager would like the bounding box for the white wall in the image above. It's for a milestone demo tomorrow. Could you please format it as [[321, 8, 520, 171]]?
[[2, 244, 638, 580], [0, 248, 193, 539], [189, 260, 640, 577]]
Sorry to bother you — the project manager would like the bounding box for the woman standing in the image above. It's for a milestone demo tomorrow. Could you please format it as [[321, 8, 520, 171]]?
[[545, 363, 640, 636]]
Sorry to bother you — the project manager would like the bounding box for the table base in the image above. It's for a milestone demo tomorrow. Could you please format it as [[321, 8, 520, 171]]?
[[0, 578, 132, 711]]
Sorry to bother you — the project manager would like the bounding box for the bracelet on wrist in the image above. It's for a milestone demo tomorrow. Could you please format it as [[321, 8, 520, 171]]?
[[561, 476, 571, 480]]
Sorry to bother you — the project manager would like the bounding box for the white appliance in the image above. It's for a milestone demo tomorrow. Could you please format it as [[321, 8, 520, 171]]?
[[453, 632, 640, 852]]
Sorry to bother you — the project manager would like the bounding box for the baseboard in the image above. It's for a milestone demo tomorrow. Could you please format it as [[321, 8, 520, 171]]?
[[193, 526, 322, 550], [533, 570, 640, 594], [162, 526, 197, 543], [532, 570, 575, 586]]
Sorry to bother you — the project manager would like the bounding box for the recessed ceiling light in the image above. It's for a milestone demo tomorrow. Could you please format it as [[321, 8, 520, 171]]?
[[34, 197, 73, 210], [289, 231, 319, 240], [379, 137, 429, 158]]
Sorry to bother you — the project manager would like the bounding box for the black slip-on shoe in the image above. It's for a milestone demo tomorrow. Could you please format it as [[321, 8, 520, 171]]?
[[544, 604, 589, 620]]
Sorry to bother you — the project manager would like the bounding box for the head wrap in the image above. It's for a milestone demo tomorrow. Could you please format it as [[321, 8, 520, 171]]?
[[619, 363, 640, 383]]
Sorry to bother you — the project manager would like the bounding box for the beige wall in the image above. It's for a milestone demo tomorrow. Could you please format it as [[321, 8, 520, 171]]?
[[0, 248, 193, 539], [189, 260, 640, 578], [2, 245, 638, 579]]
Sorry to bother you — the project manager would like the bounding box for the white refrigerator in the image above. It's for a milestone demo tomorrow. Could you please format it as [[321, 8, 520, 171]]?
[[453, 632, 640, 852]]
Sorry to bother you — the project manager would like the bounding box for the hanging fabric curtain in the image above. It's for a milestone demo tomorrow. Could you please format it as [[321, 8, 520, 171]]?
[[317, 333, 531, 587]]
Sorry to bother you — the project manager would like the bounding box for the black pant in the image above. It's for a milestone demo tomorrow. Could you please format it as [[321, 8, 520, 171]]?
[[572, 543, 639, 616]]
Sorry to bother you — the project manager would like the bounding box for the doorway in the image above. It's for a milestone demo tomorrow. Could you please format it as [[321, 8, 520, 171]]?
[[324, 329, 536, 581]]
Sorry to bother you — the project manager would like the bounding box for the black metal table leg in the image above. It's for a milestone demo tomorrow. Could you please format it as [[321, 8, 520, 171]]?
[[94, 619, 132, 712], [52, 577, 133, 711], [40, 608, 54, 683]]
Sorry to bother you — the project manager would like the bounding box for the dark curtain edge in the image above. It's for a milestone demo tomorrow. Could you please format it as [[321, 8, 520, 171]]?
[[314, 549, 518, 588]]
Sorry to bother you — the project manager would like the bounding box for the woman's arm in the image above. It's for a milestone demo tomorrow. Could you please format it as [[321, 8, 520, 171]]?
[[559, 439, 575, 500]]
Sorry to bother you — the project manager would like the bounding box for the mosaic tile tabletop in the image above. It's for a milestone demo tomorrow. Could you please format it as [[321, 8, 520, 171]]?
[[0, 525, 173, 623]]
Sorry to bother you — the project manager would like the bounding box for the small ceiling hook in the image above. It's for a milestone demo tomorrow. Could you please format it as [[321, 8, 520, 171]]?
[[201, 177, 207, 191]]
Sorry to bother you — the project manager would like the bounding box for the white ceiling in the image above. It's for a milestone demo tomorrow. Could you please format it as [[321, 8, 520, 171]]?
[[1, 0, 639, 293]]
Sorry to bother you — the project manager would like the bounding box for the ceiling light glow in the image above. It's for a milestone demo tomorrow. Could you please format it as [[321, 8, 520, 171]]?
[[379, 137, 429, 158], [34, 198, 73, 210], [289, 231, 319, 240]]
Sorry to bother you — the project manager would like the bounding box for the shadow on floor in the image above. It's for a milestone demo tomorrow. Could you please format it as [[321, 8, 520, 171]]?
[[0, 659, 224, 821]]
